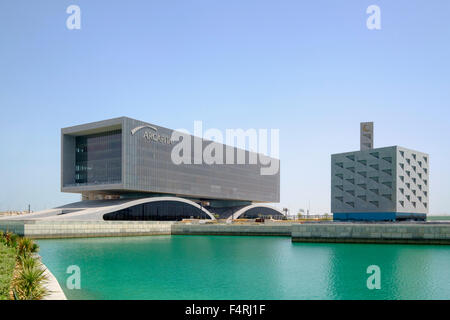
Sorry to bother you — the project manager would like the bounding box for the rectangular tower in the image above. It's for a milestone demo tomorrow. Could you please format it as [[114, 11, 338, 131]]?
[[360, 122, 374, 150]]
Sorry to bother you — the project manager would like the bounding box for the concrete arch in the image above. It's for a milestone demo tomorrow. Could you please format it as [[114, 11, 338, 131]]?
[[43, 196, 216, 221], [227, 204, 284, 221], [101, 196, 216, 220]]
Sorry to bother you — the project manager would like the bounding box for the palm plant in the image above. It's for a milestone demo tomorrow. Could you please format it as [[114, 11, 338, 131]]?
[[17, 237, 39, 257], [12, 264, 49, 300], [18, 255, 38, 270], [2, 233, 49, 300], [3, 231, 11, 245], [4, 232, 18, 248]]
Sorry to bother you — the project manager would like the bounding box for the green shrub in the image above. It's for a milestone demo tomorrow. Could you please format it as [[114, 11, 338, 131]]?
[[1, 233, 48, 300], [3, 232, 19, 248], [3, 232, 11, 245], [12, 264, 49, 300], [17, 237, 39, 258], [17, 255, 38, 270]]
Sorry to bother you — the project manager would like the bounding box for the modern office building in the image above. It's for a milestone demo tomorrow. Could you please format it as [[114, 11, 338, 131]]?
[[51, 117, 281, 221], [331, 122, 429, 221]]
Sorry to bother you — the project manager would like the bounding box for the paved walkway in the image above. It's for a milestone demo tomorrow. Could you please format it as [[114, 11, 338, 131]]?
[[41, 263, 67, 300]]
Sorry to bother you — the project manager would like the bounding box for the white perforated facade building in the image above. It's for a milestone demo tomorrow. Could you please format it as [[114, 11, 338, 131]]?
[[331, 124, 429, 221]]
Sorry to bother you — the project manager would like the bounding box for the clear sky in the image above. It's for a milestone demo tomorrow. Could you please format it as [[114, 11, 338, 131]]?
[[1, 1, 449, 214]]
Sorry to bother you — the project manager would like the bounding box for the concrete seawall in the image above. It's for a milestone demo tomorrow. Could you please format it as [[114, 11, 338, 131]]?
[[171, 223, 292, 236], [1, 220, 450, 244], [0, 220, 173, 239], [291, 223, 450, 245]]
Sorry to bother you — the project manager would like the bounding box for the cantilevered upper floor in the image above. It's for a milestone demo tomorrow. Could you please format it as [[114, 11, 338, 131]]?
[[61, 117, 280, 203]]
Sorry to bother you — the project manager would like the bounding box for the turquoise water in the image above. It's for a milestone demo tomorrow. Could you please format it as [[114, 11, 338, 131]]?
[[37, 236, 450, 300], [428, 216, 450, 221]]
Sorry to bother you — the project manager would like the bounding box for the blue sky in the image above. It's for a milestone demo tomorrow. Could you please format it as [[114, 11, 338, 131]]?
[[0, 1, 449, 214]]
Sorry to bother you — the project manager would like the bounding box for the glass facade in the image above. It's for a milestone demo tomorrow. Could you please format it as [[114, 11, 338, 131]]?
[[239, 207, 285, 220], [103, 201, 211, 221], [75, 130, 122, 185]]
